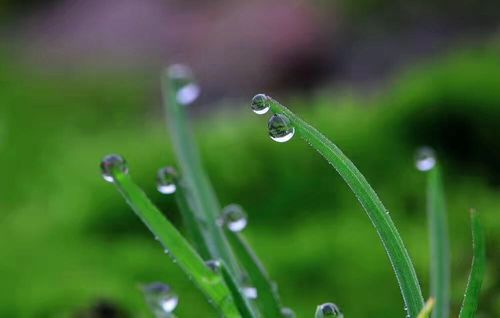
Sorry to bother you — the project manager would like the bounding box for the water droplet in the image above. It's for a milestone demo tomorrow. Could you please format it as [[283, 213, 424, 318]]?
[[205, 259, 221, 272], [218, 204, 247, 232], [167, 64, 200, 105], [281, 307, 296, 318], [142, 282, 178, 316], [242, 286, 258, 299], [415, 146, 436, 171], [100, 154, 128, 183], [157, 166, 178, 194], [251, 94, 270, 115], [268, 114, 295, 143], [315, 303, 343, 318]]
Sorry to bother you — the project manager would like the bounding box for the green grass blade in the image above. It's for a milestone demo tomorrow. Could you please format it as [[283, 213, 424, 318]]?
[[267, 98, 424, 317], [426, 166, 450, 318], [220, 261, 258, 318], [459, 210, 486, 318], [226, 230, 283, 317], [173, 176, 212, 259], [162, 70, 241, 276], [417, 298, 436, 318], [108, 170, 240, 318]]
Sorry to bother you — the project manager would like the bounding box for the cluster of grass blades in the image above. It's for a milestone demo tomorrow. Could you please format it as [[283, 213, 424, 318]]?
[[100, 65, 485, 317]]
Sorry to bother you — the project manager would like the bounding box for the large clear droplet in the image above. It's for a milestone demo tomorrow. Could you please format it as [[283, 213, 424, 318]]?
[[205, 259, 221, 272], [315, 303, 343, 318], [415, 147, 436, 171], [268, 114, 295, 143], [100, 154, 128, 183], [242, 286, 258, 300], [281, 307, 296, 318], [218, 204, 248, 232], [142, 282, 179, 317], [251, 94, 270, 115], [167, 64, 201, 106], [157, 166, 178, 194]]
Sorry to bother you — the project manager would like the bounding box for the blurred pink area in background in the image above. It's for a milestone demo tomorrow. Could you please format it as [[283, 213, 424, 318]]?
[[13, 0, 330, 98]]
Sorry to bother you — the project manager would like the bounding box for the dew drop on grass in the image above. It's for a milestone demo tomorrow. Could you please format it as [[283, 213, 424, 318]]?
[[205, 259, 221, 272], [157, 166, 178, 194], [167, 64, 200, 106], [100, 154, 128, 183], [281, 307, 296, 318], [251, 94, 270, 114], [415, 146, 436, 171], [315, 303, 343, 318], [218, 204, 247, 232], [142, 282, 179, 316], [268, 114, 295, 143], [242, 286, 258, 299]]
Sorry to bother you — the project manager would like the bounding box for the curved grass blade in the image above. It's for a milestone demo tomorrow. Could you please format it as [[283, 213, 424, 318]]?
[[426, 166, 450, 318], [459, 209, 486, 318], [220, 261, 258, 318], [417, 298, 436, 318], [162, 69, 241, 276], [173, 176, 211, 259], [226, 230, 283, 317], [108, 170, 240, 318], [267, 97, 424, 317]]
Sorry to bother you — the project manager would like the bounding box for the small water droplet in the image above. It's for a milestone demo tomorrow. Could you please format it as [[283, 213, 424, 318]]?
[[205, 259, 221, 272], [268, 114, 295, 143], [242, 286, 258, 299], [142, 282, 178, 316], [415, 147, 436, 171], [251, 94, 270, 115], [281, 307, 296, 318], [218, 204, 247, 232], [316, 303, 343, 318], [167, 64, 200, 105], [157, 166, 178, 194], [100, 154, 128, 183]]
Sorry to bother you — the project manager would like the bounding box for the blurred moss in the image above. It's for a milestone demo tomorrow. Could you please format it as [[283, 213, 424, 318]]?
[[0, 44, 499, 317]]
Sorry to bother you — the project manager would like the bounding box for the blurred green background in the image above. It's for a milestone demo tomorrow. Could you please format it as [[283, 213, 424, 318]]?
[[0, 1, 499, 317]]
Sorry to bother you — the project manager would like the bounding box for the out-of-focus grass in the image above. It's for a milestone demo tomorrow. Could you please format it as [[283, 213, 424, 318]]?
[[0, 45, 499, 317]]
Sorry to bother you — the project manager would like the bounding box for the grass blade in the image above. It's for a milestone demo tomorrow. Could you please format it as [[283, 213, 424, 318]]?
[[162, 69, 241, 276], [459, 210, 486, 318], [267, 97, 424, 317], [426, 166, 450, 318], [417, 298, 436, 318], [108, 170, 240, 318], [173, 176, 212, 259], [220, 261, 258, 318], [226, 230, 283, 317]]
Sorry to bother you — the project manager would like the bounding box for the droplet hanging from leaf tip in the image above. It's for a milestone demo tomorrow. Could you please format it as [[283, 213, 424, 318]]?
[[167, 64, 200, 106], [218, 204, 248, 232], [157, 166, 178, 194], [415, 146, 436, 171], [315, 302, 343, 318], [251, 93, 271, 114], [268, 114, 295, 143], [100, 154, 128, 183], [142, 282, 179, 316]]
